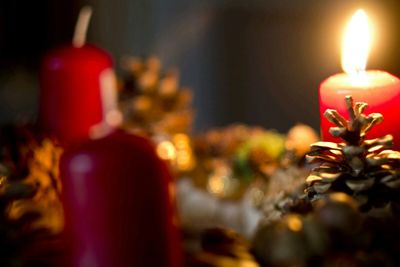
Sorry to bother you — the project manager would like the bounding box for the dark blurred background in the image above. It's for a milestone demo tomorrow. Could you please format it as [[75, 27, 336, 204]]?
[[1, 0, 400, 132]]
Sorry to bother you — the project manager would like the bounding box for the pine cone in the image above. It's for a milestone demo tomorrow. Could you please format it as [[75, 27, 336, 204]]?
[[0, 126, 63, 266], [119, 56, 194, 136], [306, 95, 400, 210], [119, 56, 196, 174]]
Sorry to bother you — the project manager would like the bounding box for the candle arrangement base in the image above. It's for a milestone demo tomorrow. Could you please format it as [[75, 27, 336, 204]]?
[[177, 123, 316, 238], [5, 53, 400, 267]]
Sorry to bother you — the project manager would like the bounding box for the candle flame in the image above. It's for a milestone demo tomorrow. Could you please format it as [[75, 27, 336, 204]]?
[[341, 9, 372, 74]]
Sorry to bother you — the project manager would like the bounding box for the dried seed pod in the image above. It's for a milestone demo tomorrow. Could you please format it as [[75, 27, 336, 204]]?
[[306, 96, 400, 211]]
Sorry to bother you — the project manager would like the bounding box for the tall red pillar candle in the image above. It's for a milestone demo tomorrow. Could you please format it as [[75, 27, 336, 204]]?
[[60, 130, 183, 267], [39, 7, 116, 145], [319, 10, 400, 149]]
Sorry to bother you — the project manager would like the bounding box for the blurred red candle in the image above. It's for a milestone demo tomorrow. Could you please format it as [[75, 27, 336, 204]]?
[[319, 10, 400, 148], [39, 7, 117, 145], [60, 130, 183, 267], [38, 7, 183, 267]]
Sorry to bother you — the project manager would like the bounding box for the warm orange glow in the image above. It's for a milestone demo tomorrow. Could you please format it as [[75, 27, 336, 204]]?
[[341, 9, 372, 75], [286, 215, 303, 232], [156, 141, 177, 161], [173, 134, 195, 171]]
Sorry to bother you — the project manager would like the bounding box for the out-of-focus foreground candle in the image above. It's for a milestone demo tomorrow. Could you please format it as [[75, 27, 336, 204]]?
[[39, 7, 118, 145], [319, 9, 400, 149], [60, 130, 183, 267], [39, 7, 183, 267]]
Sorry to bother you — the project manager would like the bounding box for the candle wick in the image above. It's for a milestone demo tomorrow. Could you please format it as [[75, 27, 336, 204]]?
[[351, 67, 365, 77], [73, 6, 93, 48]]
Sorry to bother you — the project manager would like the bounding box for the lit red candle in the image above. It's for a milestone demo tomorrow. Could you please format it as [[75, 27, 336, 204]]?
[[319, 10, 400, 148]]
